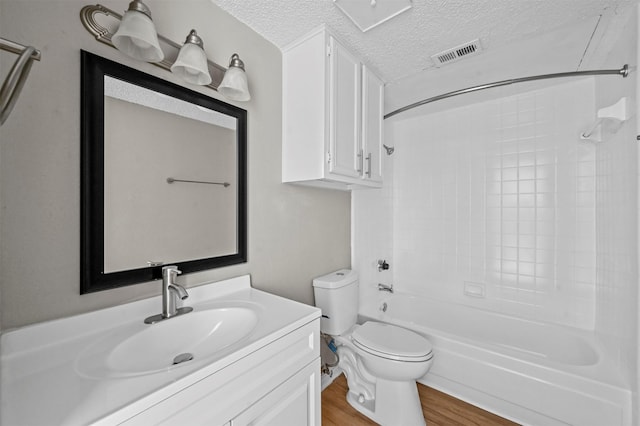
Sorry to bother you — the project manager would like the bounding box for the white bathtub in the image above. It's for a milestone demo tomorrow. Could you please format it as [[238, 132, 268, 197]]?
[[359, 293, 632, 426]]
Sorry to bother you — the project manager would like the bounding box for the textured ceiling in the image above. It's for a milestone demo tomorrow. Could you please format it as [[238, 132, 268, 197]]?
[[212, 0, 631, 85]]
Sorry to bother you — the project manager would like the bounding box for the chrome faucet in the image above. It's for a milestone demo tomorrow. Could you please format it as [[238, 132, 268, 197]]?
[[378, 283, 394, 293], [144, 265, 193, 324]]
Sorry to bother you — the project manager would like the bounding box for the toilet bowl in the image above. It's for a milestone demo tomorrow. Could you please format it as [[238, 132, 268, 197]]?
[[313, 270, 433, 426]]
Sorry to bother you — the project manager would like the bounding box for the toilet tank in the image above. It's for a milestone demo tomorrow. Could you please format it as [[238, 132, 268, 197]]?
[[312, 269, 358, 335]]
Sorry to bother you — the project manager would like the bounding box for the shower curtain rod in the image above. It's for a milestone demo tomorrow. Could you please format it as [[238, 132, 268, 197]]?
[[384, 64, 630, 120]]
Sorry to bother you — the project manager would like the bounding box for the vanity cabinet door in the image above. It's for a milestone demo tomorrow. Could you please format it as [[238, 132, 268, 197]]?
[[231, 359, 320, 426]]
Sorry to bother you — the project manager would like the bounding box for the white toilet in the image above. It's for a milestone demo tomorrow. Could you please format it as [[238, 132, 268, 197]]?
[[313, 269, 433, 426]]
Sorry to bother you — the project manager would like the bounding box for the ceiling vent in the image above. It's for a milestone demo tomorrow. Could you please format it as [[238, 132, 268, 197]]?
[[431, 39, 483, 67]]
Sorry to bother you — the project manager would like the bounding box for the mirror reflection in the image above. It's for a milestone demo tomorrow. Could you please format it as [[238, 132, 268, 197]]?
[[81, 51, 247, 293]]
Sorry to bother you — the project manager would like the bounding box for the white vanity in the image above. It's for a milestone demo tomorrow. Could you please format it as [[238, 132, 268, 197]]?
[[0, 275, 321, 425]]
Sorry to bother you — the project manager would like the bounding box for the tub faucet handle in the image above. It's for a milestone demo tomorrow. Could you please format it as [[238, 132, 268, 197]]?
[[377, 259, 390, 271]]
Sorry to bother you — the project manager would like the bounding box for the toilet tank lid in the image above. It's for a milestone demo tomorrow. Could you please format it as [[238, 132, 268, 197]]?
[[312, 269, 358, 289]]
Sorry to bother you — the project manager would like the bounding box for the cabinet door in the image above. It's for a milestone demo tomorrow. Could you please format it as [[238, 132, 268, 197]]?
[[362, 65, 384, 183], [232, 359, 320, 426], [328, 36, 361, 179]]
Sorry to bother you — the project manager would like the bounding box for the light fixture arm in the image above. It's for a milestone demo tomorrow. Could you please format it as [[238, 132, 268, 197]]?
[[79, 4, 226, 90]]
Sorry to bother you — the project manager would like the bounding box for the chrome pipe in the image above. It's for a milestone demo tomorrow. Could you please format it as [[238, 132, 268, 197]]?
[[0, 38, 41, 61], [384, 65, 630, 120], [0, 42, 40, 125]]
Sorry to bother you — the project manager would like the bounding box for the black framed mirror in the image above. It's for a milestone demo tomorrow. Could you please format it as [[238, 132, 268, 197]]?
[[81, 50, 247, 294]]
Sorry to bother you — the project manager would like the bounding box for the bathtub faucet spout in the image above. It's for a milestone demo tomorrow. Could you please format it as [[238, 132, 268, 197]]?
[[378, 283, 394, 293]]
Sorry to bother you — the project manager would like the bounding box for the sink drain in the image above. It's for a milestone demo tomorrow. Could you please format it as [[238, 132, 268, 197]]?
[[173, 353, 194, 365]]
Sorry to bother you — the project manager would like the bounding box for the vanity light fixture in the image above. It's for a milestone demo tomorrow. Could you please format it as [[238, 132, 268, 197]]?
[[80, 3, 251, 100], [218, 54, 251, 101], [170, 30, 212, 86], [111, 0, 164, 62]]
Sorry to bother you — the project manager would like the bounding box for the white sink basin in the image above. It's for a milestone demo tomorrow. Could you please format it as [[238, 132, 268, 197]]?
[[76, 306, 259, 378]]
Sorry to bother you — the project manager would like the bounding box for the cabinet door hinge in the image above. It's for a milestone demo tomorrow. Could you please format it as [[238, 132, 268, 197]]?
[[327, 151, 331, 164], [326, 43, 332, 57]]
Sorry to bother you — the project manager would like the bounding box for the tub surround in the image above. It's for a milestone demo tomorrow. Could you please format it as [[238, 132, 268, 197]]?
[[1, 275, 321, 425], [353, 25, 638, 421]]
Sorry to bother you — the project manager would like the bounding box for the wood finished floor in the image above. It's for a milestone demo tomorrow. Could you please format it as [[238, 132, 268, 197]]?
[[321, 374, 519, 426]]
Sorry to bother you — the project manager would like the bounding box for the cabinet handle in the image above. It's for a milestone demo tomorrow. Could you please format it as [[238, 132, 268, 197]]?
[[365, 153, 372, 178], [357, 150, 363, 173]]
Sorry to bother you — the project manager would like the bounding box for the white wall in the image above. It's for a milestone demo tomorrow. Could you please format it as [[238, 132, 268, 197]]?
[[0, 0, 351, 330]]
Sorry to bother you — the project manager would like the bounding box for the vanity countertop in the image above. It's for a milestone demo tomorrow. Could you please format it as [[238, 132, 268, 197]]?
[[0, 275, 320, 425]]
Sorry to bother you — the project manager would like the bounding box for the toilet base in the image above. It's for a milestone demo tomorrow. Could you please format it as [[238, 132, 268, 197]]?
[[346, 378, 426, 426]]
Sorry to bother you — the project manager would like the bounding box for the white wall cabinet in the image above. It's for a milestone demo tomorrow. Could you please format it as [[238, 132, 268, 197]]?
[[120, 320, 320, 426], [283, 26, 384, 190]]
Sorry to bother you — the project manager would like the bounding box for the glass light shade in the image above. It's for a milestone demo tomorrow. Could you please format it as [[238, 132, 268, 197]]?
[[111, 7, 164, 62], [218, 55, 251, 101], [171, 34, 212, 86]]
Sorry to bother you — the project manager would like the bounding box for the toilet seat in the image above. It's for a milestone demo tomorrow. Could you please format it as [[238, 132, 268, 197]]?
[[351, 321, 433, 362]]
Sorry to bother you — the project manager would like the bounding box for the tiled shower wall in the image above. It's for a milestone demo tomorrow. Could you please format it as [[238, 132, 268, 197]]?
[[390, 78, 600, 329]]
